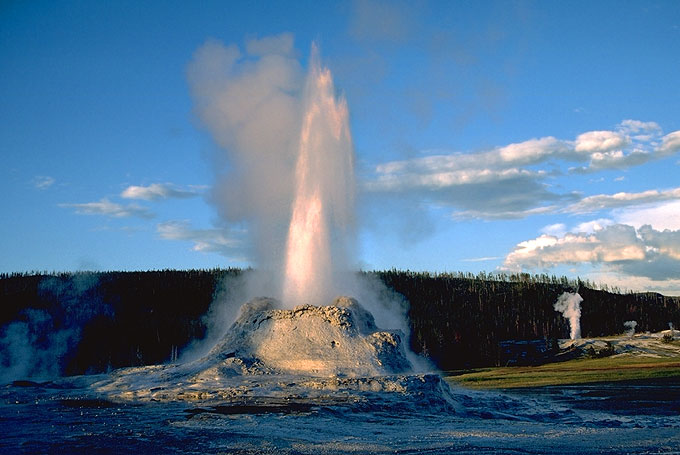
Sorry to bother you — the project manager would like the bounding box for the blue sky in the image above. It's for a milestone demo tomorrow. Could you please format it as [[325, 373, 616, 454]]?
[[2, 1, 679, 295]]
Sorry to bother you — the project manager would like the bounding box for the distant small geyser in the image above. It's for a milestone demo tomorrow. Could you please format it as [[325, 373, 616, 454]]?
[[554, 292, 583, 340], [624, 320, 637, 338]]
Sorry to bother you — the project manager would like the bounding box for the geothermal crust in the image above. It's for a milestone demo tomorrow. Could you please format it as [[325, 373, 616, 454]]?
[[208, 296, 411, 377], [92, 297, 456, 413]]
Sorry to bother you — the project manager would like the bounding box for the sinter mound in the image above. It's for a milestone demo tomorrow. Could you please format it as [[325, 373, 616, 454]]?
[[92, 297, 457, 413], [208, 296, 412, 377]]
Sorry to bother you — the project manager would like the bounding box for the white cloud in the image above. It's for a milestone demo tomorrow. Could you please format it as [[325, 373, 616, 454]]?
[[496, 136, 574, 164], [121, 183, 201, 201], [574, 130, 627, 153], [32, 176, 55, 190], [462, 256, 501, 262], [573, 219, 613, 234], [367, 120, 680, 220], [541, 223, 567, 236], [563, 187, 680, 214], [503, 223, 680, 282], [60, 199, 154, 219], [452, 204, 557, 220], [617, 119, 661, 134], [577, 148, 651, 172], [659, 131, 680, 156], [157, 221, 242, 257], [615, 200, 680, 231], [583, 272, 680, 296]]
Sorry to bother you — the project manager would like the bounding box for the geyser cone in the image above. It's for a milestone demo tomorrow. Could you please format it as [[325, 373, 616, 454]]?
[[282, 44, 354, 307]]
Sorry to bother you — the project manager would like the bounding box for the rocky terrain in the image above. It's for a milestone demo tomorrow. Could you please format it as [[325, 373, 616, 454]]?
[[91, 297, 457, 414]]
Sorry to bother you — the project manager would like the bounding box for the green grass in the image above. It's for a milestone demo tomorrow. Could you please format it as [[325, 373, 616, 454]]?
[[444, 356, 680, 389]]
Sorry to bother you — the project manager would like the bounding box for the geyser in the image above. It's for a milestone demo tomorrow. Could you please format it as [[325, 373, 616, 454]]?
[[554, 292, 582, 340], [282, 45, 354, 307], [67, 39, 461, 420], [624, 320, 637, 337], [91, 296, 459, 414], [183, 36, 427, 378], [187, 35, 356, 309]]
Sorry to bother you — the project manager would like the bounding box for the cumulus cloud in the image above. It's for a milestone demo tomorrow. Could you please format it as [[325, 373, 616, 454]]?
[[573, 219, 614, 234], [121, 183, 202, 201], [157, 221, 243, 257], [60, 199, 154, 218], [503, 223, 680, 282], [574, 130, 628, 153]]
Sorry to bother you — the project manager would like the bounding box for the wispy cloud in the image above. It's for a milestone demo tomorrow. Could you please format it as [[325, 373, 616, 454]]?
[[59, 199, 154, 219], [462, 256, 501, 262], [157, 220, 243, 257], [32, 176, 55, 190], [366, 120, 680, 220], [121, 183, 203, 201], [563, 187, 680, 214]]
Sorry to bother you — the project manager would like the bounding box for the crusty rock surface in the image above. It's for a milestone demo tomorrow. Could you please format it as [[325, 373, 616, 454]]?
[[207, 296, 412, 377], [92, 297, 456, 413]]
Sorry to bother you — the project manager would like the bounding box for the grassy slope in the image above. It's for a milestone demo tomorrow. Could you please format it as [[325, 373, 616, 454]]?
[[444, 355, 680, 389]]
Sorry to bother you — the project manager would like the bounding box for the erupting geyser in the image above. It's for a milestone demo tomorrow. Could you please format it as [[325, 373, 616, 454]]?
[[89, 41, 460, 411], [554, 292, 583, 340], [282, 45, 354, 307], [624, 320, 637, 338]]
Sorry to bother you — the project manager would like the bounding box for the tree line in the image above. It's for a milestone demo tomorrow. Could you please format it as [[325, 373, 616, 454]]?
[[1, 269, 678, 376]]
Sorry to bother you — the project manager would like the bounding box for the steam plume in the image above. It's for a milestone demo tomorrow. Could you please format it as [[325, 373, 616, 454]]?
[[623, 320, 637, 337], [187, 34, 303, 299], [554, 292, 582, 340], [185, 35, 425, 373], [187, 35, 357, 308]]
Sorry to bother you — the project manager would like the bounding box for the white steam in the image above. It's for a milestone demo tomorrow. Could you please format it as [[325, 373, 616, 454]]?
[[0, 273, 108, 382], [186, 34, 423, 370], [554, 292, 582, 340], [187, 33, 304, 299], [623, 320, 637, 337], [187, 34, 356, 307]]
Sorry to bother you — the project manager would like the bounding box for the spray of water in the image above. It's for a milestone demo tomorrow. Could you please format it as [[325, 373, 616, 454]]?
[[187, 36, 357, 310], [186, 36, 424, 372], [554, 292, 582, 340], [623, 320, 637, 338], [282, 45, 355, 307]]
